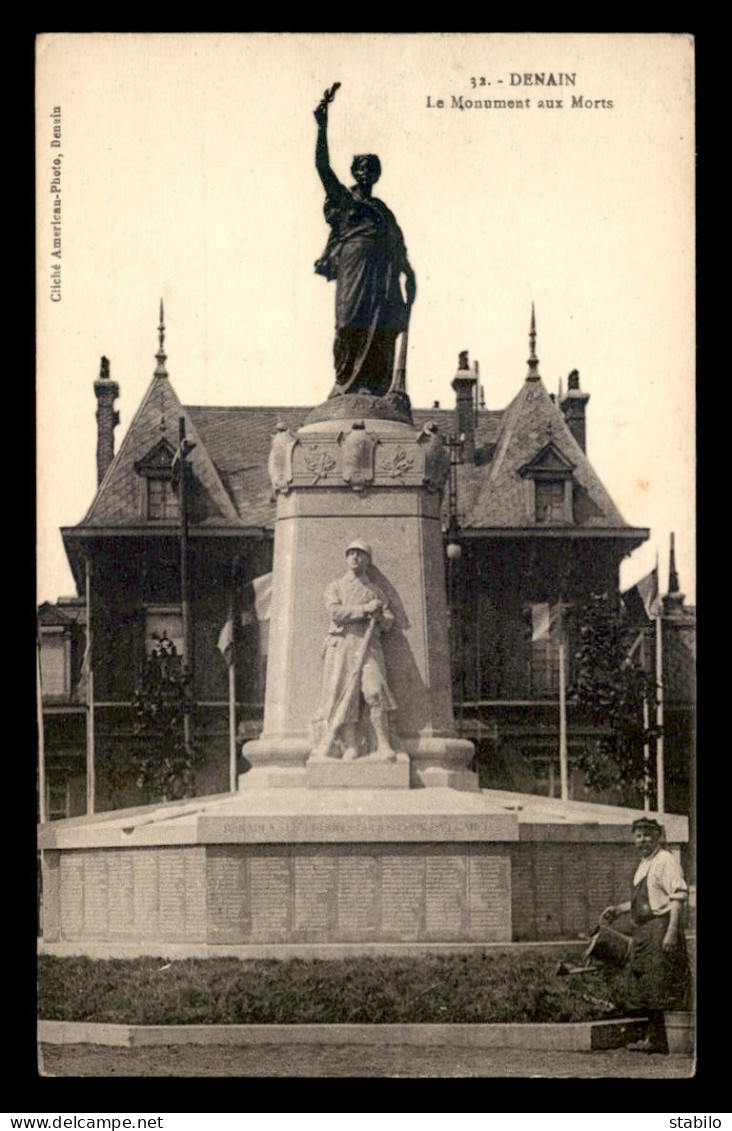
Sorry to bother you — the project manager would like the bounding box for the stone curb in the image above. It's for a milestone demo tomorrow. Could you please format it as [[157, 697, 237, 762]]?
[[37, 939, 590, 960], [38, 1018, 647, 1051]]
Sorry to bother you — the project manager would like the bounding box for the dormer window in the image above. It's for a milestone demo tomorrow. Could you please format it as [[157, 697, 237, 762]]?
[[519, 442, 576, 526], [535, 480, 566, 524], [134, 437, 180, 522], [147, 477, 179, 521]]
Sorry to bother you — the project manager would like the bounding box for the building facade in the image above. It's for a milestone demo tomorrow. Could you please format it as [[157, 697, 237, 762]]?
[[40, 312, 694, 818]]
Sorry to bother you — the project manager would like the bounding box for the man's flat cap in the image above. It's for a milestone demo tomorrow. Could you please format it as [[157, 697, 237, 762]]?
[[631, 817, 664, 833]]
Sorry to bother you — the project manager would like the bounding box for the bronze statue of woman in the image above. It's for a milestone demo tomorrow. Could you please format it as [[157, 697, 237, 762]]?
[[314, 86, 416, 398]]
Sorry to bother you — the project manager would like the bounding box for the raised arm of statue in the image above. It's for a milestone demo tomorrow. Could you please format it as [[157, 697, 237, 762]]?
[[312, 82, 415, 400], [314, 90, 342, 200]]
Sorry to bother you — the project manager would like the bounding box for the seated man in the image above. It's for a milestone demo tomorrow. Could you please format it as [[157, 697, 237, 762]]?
[[311, 540, 398, 762]]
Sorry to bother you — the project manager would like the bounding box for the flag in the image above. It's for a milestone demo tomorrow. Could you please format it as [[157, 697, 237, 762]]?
[[171, 436, 196, 492], [635, 567, 661, 619], [252, 572, 273, 622], [531, 604, 551, 642], [622, 629, 645, 669], [251, 572, 272, 660], [216, 618, 236, 667], [74, 625, 92, 703], [217, 572, 273, 667], [531, 603, 565, 641]]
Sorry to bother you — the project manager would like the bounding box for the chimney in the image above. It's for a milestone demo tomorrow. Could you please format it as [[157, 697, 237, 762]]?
[[663, 532, 686, 616], [560, 369, 590, 453], [451, 350, 477, 462], [94, 356, 120, 487]]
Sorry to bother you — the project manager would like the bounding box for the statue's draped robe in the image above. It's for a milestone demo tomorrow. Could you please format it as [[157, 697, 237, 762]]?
[[313, 572, 397, 744], [315, 181, 409, 396]]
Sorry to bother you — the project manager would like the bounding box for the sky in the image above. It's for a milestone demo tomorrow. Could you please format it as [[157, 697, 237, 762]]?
[[36, 33, 695, 606]]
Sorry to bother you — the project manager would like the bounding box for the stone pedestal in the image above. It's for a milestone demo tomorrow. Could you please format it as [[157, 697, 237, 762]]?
[[242, 414, 476, 789], [40, 788, 517, 950], [38, 788, 689, 957], [306, 752, 411, 790]]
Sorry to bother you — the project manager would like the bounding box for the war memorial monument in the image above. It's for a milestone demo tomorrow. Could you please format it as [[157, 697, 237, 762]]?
[[38, 87, 687, 957]]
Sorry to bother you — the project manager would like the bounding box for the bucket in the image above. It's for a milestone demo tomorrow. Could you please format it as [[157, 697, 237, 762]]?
[[583, 924, 632, 968], [664, 1011, 695, 1055]]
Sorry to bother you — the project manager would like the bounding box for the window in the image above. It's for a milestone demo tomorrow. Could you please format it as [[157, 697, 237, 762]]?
[[522, 747, 578, 800], [531, 634, 560, 695], [40, 629, 71, 698], [535, 480, 566, 524], [145, 606, 184, 658], [528, 603, 569, 696], [519, 442, 575, 525], [147, 477, 180, 521], [46, 780, 71, 821], [134, 437, 180, 521]]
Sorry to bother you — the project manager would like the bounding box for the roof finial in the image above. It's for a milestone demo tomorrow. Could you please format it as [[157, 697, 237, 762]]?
[[662, 531, 686, 615], [668, 531, 680, 594], [526, 303, 540, 381], [154, 298, 168, 378]]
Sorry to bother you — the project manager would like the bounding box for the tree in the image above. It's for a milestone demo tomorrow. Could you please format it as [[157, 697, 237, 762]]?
[[129, 633, 198, 802], [569, 591, 658, 805]]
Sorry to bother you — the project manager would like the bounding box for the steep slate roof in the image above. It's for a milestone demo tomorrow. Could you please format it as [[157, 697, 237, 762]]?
[[82, 375, 240, 528], [186, 405, 309, 528], [73, 369, 635, 537], [462, 376, 628, 530]]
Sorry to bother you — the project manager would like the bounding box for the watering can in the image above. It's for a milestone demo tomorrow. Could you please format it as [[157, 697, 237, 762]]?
[[556, 921, 632, 977]]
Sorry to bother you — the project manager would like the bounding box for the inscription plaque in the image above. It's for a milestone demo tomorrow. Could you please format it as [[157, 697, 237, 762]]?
[[133, 850, 160, 939], [158, 850, 187, 938], [293, 852, 337, 937], [84, 854, 109, 938], [380, 853, 425, 939], [534, 847, 562, 936], [108, 853, 134, 936], [337, 854, 379, 938], [207, 846, 249, 943], [184, 848, 207, 941], [60, 855, 84, 939], [249, 853, 292, 940], [468, 854, 511, 940], [425, 853, 466, 937]]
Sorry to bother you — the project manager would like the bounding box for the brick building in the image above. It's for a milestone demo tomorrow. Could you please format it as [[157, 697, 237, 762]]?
[[620, 535, 696, 821], [40, 309, 694, 818]]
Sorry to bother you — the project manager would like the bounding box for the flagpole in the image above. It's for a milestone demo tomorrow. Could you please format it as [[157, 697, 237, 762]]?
[[85, 556, 96, 815], [558, 635, 569, 801], [178, 416, 193, 760], [228, 557, 238, 793], [37, 624, 47, 824]]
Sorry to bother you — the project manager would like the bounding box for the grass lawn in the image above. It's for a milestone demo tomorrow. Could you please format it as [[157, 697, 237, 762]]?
[[38, 950, 632, 1026]]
